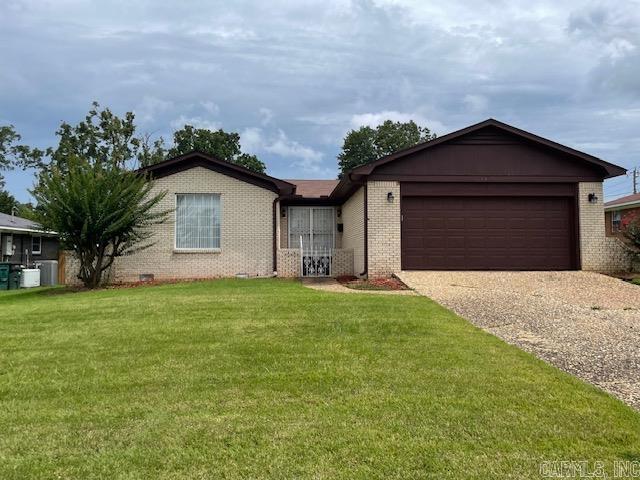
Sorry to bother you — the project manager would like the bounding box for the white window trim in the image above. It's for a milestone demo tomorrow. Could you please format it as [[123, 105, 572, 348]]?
[[31, 236, 42, 255], [173, 193, 222, 253], [612, 210, 622, 232], [287, 206, 335, 249]]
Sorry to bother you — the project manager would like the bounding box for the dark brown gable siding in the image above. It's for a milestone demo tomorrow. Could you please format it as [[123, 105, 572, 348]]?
[[372, 126, 604, 182]]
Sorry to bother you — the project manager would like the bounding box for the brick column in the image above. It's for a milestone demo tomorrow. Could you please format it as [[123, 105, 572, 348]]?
[[578, 182, 631, 271], [367, 181, 401, 277]]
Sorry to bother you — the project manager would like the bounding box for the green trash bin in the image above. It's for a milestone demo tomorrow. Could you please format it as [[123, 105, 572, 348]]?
[[8, 268, 21, 290], [0, 263, 9, 290]]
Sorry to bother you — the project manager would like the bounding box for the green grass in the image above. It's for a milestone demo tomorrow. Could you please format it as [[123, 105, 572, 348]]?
[[1, 279, 639, 479], [632, 277, 640, 286]]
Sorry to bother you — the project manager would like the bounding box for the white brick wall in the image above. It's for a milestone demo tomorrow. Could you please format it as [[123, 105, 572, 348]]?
[[62, 250, 115, 286], [578, 182, 632, 271], [111, 166, 277, 281], [367, 181, 401, 277], [277, 248, 300, 277], [341, 186, 365, 276], [276, 248, 353, 277], [332, 249, 354, 276]]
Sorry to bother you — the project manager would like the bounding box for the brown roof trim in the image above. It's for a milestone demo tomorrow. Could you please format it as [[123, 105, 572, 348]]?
[[138, 151, 296, 195], [329, 171, 367, 202], [349, 118, 627, 179], [278, 194, 341, 206]]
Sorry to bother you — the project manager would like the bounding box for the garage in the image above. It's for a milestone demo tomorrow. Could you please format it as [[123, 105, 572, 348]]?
[[401, 194, 576, 270], [336, 119, 627, 276]]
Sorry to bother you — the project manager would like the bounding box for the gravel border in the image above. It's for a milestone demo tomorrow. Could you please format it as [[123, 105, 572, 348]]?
[[398, 271, 640, 410]]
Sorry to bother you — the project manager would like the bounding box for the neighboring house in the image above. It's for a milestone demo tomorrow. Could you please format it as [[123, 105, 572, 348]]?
[[100, 118, 630, 283], [0, 212, 59, 264], [604, 193, 640, 237]]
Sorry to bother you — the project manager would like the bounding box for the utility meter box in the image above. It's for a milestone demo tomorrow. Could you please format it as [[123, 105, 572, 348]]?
[[1, 235, 13, 257]]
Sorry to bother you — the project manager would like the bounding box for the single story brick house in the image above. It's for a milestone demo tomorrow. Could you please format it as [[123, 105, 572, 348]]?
[[0, 212, 59, 264], [605, 193, 640, 236], [101, 119, 630, 283]]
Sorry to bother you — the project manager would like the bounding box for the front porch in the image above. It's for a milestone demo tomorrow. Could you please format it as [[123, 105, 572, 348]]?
[[276, 203, 355, 278], [277, 248, 354, 278]]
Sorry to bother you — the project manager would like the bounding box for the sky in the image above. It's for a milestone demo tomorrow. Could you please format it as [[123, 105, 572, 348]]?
[[1, 0, 640, 203]]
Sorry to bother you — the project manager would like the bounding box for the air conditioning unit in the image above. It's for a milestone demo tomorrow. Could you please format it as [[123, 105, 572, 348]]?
[[37, 260, 59, 286], [1, 234, 13, 256], [20, 269, 41, 288]]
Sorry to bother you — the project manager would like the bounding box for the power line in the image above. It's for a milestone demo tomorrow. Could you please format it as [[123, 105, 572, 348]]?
[[605, 191, 635, 200], [605, 186, 635, 195], [605, 185, 636, 196], [606, 187, 635, 197], [603, 166, 639, 196], [605, 175, 631, 185]]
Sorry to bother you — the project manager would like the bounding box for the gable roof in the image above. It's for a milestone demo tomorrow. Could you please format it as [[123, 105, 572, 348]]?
[[330, 118, 627, 200], [349, 119, 626, 178], [0, 212, 55, 235], [0, 212, 40, 230], [605, 192, 640, 210], [284, 180, 339, 198], [138, 151, 296, 196]]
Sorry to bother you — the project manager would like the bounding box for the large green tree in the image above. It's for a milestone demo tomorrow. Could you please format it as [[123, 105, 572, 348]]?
[[0, 189, 18, 215], [30, 102, 144, 173], [162, 125, 266, 173], [0, 124, 44, 186], [34, 159, 169, 288], [25, 103, 171, 288], [337, 120, 436, 176]]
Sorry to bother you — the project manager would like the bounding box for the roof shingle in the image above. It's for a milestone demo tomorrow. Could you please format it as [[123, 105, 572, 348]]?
[[0, 212, 40, 230], [285, 179, 339, 198], [605, 193, 640, 208]]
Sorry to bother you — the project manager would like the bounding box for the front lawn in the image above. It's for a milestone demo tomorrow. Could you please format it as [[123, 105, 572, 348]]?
[[1, 279, 639, 479]]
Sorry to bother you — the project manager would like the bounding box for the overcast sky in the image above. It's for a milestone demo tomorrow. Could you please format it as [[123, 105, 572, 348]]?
[[2, 0, 639, 202]]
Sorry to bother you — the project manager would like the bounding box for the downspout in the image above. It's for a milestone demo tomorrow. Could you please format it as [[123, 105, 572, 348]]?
[[359, 182, 368, 277], [272, 196, 280, 275]]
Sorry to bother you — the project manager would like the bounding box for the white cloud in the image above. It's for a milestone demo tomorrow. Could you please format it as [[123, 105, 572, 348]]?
[[240, 127, 265, 153], [200, 101, 220, 115], [267, 130, 322, 161], [350, 111, 447, 134], [259, 107, 274, 126], [241, 127, 327, 175], [603, 38, 636, 60], [169, 115, 220, 131], [463, 94, 489, 113], [135, 96, 173, 124], [3, 0, 640, 202]]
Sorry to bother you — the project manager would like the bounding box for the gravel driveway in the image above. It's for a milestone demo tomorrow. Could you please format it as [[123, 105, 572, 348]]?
[[397, 271, 640, 410]]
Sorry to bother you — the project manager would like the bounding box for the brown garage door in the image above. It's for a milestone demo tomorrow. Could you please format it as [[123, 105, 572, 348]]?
[[401, 196, 575, 270]]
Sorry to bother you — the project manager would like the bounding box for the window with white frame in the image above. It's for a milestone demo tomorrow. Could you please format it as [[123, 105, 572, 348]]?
[[612, 210, 622, 232], [288, 207, 335, 251], [31, 236, 41, 255], [175, 193, 221, 249]]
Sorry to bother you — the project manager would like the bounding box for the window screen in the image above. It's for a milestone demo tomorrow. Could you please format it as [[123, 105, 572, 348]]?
[[288, 207, 334, 251], [31, 236, 41, 254], [175, 194, 221, 249], [612, 210, 622, 232]]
